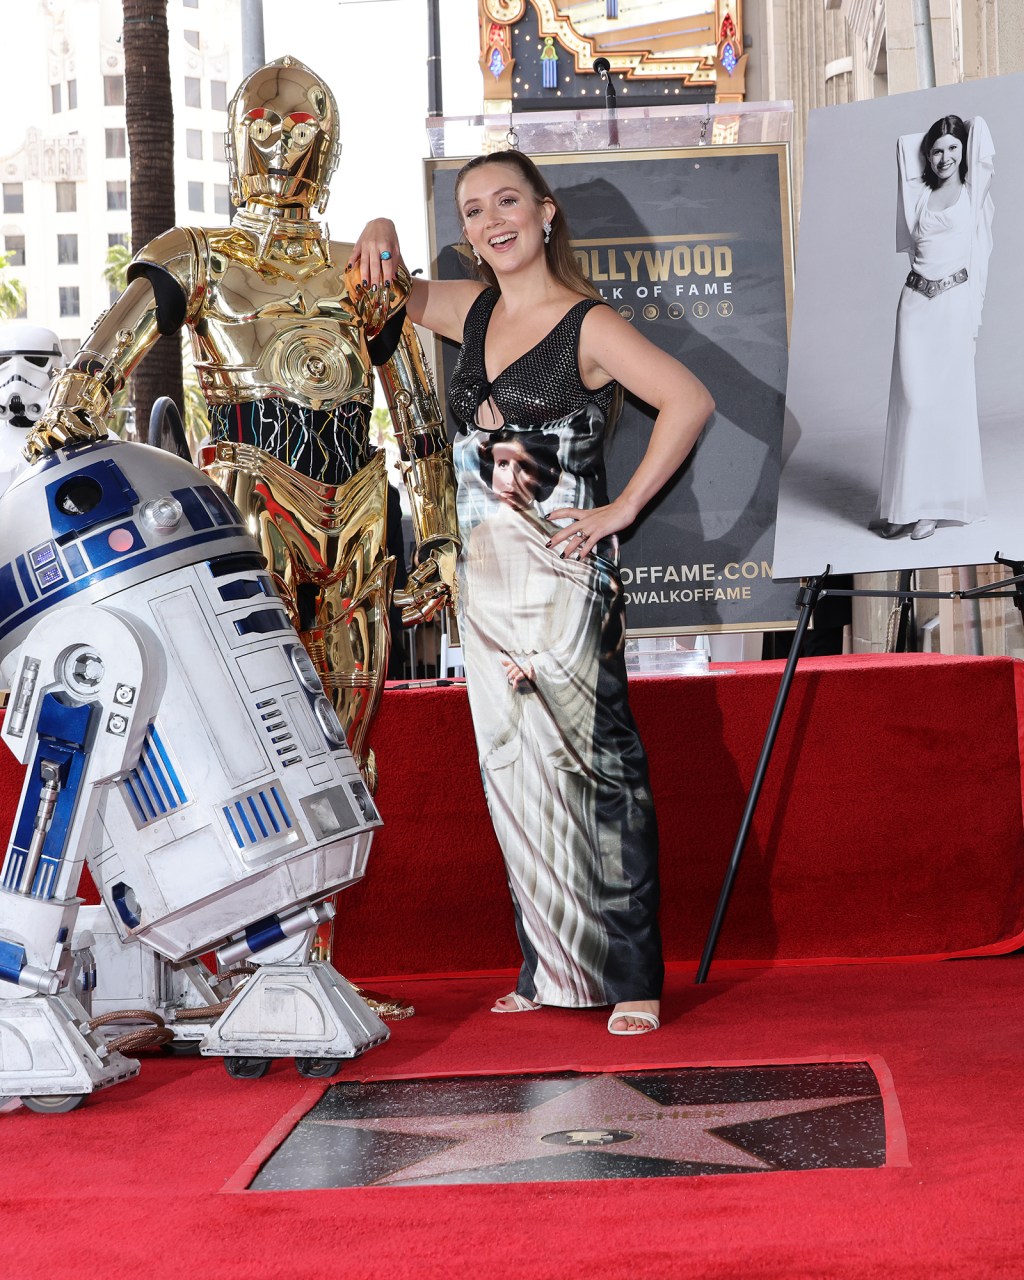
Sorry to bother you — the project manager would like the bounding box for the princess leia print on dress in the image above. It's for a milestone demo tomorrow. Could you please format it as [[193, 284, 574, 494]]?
[[875, 114, 994, 542]]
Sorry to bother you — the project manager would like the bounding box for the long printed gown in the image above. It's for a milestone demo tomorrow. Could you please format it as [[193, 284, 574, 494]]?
[[448, 289, 663, 1008]]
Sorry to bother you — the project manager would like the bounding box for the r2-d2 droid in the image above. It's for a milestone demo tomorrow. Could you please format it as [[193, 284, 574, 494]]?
[[0, 436, 389, 1110]]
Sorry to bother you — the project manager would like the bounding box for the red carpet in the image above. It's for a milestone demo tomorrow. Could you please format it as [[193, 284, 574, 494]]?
[[2, 957, 1023, 1279], [3, 658, 1024, 1275]]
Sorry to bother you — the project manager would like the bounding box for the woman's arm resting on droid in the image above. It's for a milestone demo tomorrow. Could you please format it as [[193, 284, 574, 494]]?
[[548, 305, 715, 558], [349, 218, 485, 343]]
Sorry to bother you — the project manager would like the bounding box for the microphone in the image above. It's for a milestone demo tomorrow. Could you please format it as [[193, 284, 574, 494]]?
[[593, 57, 617, 108]]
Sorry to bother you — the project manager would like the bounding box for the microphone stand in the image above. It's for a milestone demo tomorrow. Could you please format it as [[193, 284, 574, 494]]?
[[593, 57, 619, 147]]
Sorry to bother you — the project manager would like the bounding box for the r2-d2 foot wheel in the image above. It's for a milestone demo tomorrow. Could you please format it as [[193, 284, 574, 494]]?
[[20, 1092, 88, 1113], [295, 1057, 342, 1078], [223, 1056, 271, 1080]]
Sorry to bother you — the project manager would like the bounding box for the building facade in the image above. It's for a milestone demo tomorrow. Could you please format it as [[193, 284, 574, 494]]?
[[1, 0, 241, 359]]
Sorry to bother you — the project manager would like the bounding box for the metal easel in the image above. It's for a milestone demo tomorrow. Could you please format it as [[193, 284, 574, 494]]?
[[695, 556, 1024, 983]]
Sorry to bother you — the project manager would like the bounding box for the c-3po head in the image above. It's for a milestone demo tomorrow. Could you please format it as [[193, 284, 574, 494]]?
[[225, 55, 340, 215]]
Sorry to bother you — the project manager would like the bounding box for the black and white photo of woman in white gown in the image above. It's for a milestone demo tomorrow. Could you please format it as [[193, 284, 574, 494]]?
[[876, 114, 995, 541]]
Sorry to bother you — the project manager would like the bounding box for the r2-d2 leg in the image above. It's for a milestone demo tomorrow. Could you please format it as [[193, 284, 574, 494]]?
[[0, 606, 158, 1110]]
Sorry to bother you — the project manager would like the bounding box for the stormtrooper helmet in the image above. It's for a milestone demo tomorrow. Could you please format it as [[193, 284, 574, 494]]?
[[0, 322, 63, 430], [0, 322, 64, 497]]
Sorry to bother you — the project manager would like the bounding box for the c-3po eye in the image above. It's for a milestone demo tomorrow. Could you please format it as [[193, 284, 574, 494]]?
[[249, 117, 274, 142], [290, 122, 317, 147]]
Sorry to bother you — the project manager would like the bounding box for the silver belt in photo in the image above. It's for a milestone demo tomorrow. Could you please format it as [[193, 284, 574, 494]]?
[[905, 267, 968, 298]]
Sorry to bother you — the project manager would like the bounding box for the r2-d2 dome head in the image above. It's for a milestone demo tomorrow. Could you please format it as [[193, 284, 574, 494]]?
[[225, 55, 340, 215], [0, 322, 63, 496]]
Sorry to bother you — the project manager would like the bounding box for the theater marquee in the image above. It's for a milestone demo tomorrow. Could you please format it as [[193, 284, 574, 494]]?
[[426, 145, 796, 633]]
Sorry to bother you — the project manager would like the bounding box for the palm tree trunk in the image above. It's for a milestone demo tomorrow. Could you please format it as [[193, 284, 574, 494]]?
[[122, 0, 184, 440]]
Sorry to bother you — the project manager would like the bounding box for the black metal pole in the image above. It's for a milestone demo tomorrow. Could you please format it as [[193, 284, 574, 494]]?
[[894, 569, 914, 652], [593, 57, 618, 146], [994, 553, 1024, 629], [426, 0, 443, 117], [695, 570, 828, 984]]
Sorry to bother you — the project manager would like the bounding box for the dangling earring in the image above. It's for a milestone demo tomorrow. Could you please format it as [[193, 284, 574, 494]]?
[[473, 247, 482, 264], [542, 219, 552, 244]]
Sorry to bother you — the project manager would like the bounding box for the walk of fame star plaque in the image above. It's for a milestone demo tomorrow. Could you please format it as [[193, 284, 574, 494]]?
[[246, 1062, 895, 1190]]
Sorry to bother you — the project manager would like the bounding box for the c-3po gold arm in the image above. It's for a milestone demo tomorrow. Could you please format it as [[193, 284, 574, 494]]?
[[376, 318, 458, 550], [357, 267, 460, 625], [26, 227, 199, 462], [25, 279, 166, 462]]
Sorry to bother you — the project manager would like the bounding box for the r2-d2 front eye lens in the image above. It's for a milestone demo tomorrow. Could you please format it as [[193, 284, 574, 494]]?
[[313, 695, 346, 745], [140, 496, 183, 533]]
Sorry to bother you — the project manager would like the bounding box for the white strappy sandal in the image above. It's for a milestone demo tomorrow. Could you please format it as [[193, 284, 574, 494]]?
[[607, 1010, 660, 1036], [491, 992, 542, 1013]]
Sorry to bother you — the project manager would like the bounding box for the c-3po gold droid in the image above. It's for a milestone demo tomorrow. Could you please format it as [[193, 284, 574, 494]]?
[[30, 55, 458, 792], [26, 56, 457, 1022]]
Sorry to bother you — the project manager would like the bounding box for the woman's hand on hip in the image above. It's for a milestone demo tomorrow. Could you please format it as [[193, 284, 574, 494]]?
[[546, 499, 638, 560]]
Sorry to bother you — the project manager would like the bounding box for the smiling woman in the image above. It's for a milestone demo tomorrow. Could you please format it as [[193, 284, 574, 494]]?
[[352, 150, 714, 1038]]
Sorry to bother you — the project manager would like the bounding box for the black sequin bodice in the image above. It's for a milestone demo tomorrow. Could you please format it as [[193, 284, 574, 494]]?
[[448, 289, 615, 430]]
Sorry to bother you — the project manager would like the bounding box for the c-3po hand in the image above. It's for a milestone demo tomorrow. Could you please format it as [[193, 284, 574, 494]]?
[[24, 408, 108, 463], [394, 541, 458, 626]]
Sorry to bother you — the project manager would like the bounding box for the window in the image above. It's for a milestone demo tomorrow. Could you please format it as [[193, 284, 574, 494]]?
[[104, 75, 125, 106], [55, 182, 77, 213], [4, 235, 25, 266], [108, 231, 129, 248], [211, 131, 226, 162], [187, 181, 204, 212], [51, 83, 62, 113], [105, 128, 127, 159], [57, 233, 78, 265], [214, 183, 230, 216], [3, 183, 24, 213], [60, 338, 80, 362], [186, 128, 203, 160], [59, 285, 80, 317], [184, 29, 200, 48], [184, 77, 201, 109], [211, 80, 227, 111], [107, 181, 128, 211], [67, 80, 77, 110], [183, 0, 199, 8]]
